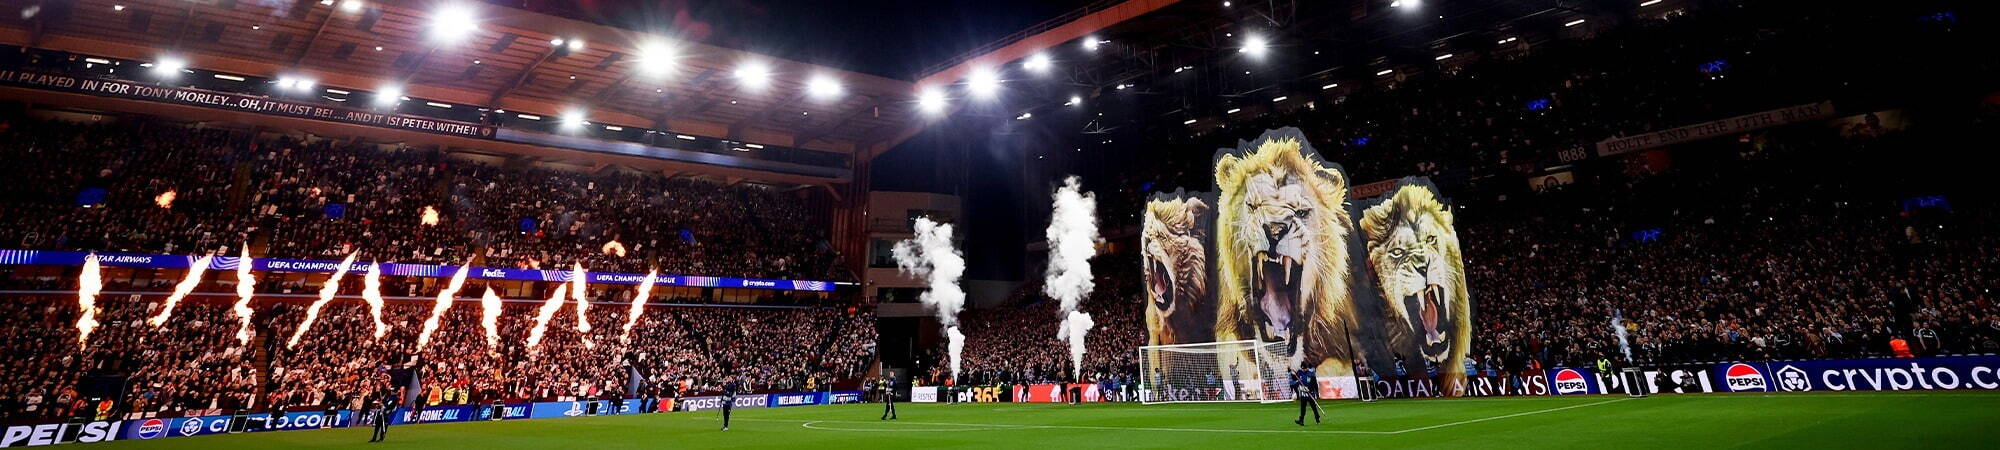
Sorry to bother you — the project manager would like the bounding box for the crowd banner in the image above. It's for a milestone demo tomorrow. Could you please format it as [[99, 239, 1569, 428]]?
[[1717, 356, 2000, 393], [1, 420, 123, 447], [768, 392, 826, 407], [829, 390, 864, 404], [1594, 101, 1835, 156], [0, 69, 497, 139], [1547, 368, 1606, 395], [910, 386, 939, 403], [389, 406, 471, 425], [0, 249, 836, 293]]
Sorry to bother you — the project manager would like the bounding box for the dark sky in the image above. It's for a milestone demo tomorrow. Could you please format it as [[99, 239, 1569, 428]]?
[[529, 0, 1091, 80]]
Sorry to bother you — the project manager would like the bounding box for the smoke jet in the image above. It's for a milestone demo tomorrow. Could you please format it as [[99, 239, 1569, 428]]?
[[1043, 176, 1101, 380], [892, 217, 966, 381]]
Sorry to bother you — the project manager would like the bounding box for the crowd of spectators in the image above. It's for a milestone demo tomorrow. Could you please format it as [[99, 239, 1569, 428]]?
[[0, 118, 846, 281]]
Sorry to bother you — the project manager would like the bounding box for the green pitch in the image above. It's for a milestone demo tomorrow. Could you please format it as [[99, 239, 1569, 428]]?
[[94, 392, 2000, 449]]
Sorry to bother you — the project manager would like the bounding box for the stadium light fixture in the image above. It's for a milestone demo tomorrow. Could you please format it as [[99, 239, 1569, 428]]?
[[1241, 34, 1269, 57], [113, 5, 125, 11], [1024, 52, 1052, 73], [373, 84, 403, 107], [1066, 95, 1082, 106], [1376, 69, 1395, 76], [916, 87, 947, 114], [1564, 19, 1587, 27], [636, 41, 677, 77], [1322, 82, 1339, 90], [213, 74, 246, 82], [675, 134, 698, 140], [566, 38, 585, 53], [1222, 1, 1231, 6], [1639, 0, 1662, 6], [1015, 112, 1032, 120], [1272, 96, 1289, 103], [561, 109, 587, 130], [1226, 108, 1242, 114], [1115, 83, 1129, 90], [604, 125, 624, 131], [152, 56, 186, 77], [1497, 36, 1518, 44], [428, 4, 478, 44], [1082, 36, 1101, 51], [966, 67, 1000, 100], [341, 0, 363, 13], [733, 60, 771, 91], [1435, 53, 1454, 61], [516, 113, 542, 120], [807, 74, 843, 100], [1183, 119, 1197, 125]]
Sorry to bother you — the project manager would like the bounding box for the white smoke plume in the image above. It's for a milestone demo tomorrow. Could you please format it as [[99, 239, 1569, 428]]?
[[1611, 308, 1633, 363], [620, 270, 658, 345], [525, 284, 570, 354], [416, 265, 471, 349], [1043, 176, 1101, 380], [479, 287, 503, 355], [75, 254, 103, 350], [892, 217, 966, 381], [231, 247, 256, 345], [360, 262, 389, 340], [148, 253, 216, 327], [288, 252, 358, 349], [1057, 311, 1094, 379]]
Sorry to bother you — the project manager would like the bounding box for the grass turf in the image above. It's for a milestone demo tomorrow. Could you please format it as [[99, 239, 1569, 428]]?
[[91, 392, 2000, 449]]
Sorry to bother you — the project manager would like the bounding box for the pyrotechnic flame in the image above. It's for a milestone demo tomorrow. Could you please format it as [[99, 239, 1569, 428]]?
[[75, 254, 103, 350], [417, 264, 471, 349], [287, 252, 358, 349], [420, 206, 440, 226], [480, 287, 503, 355], [147, 252, 216, 327], [525, 284, 570, 353], [619, 270, 658, 345], [601, 240, 627, 257], [154, 190, 176, 209], [570, 264, 594, 349], [231, 247, 256, 345], [360, 262, 388, 340]]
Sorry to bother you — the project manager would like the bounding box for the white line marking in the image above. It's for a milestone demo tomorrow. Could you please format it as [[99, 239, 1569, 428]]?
[[1387, 398, 1634, 434], [740, 418, 1398, 435]]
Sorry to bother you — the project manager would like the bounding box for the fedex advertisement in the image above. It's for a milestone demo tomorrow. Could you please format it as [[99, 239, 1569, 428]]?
[[1547, 368, 1604, 395], [1728, 356, 2000, 393]]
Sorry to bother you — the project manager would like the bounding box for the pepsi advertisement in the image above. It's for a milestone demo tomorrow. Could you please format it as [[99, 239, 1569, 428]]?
[[1545, 368, 1606, 395], [120, 415, 231, 441], [1711, 356, 2000, 393]]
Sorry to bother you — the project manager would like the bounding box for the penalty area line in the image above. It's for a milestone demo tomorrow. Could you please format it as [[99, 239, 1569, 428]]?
[[1387, 398, 1635, 434]]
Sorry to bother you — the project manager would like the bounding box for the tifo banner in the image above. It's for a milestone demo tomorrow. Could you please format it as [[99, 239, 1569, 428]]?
[[910, 386, 939, 403], [768, 392, 827, 407], [1594, 101, 1835, 156], [1142, 128, 1475, 396], [1719, 356, 2000, 393], [0, 69, 497, 139], [0, 249, 836, 292], [1, 421, 123, 447]]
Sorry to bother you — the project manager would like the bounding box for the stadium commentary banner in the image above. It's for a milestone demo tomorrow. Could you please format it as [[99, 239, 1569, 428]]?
[[1593, 101, 1835, 156], [0, 69, 497, 139], [0, 249, 835, 292], [1142, 128, 1475, 398]]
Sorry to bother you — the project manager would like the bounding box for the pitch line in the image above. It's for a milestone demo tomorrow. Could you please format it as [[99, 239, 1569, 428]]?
[[1386, 398, 1634, 434], [738, 418, 1399, 435]]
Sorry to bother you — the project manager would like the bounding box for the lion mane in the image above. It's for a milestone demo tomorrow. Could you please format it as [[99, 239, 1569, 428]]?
[[1212, 135, 1355, 374], [1358, 183, 1472, 393], [1143, 194, 1213, 347]]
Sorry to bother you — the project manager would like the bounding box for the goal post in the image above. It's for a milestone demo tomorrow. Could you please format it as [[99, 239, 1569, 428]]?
[[1137, 340, 1294, 404]]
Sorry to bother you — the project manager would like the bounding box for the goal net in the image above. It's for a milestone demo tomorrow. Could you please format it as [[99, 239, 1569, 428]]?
[[1138, 340, 1293, 404]]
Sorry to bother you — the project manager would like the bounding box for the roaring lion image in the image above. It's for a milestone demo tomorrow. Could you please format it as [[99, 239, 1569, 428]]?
[[1143, 194, 1213, 347], [1212, 132, 1356, 375], [1358, 183, 1472, 391]]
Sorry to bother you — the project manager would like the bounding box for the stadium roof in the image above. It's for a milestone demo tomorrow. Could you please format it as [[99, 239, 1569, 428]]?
[[0, 0, 930, 157]]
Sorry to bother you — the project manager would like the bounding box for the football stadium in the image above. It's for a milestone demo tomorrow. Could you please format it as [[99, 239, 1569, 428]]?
[[0, 0, 1995, 448]]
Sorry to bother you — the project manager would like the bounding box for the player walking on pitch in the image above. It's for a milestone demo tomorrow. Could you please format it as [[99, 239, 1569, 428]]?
[[1293, 368, 1321, 426], [720, 376, 740, 431], [879, 375, 898, 420]]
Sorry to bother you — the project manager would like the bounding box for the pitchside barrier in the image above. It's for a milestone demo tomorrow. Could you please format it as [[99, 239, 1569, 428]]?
[[1, 391, 860, 448]]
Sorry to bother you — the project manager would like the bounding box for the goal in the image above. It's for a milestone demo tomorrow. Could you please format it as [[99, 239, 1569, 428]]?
[[1138, 340, 1293, 404]]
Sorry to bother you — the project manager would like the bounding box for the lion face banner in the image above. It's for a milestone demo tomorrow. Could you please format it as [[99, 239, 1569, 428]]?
[[1141, 128, 1474, 398]]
